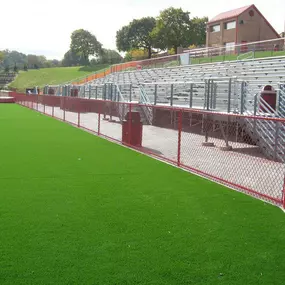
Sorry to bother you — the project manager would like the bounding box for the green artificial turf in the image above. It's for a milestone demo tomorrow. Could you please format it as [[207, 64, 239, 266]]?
[[1, 104, 285, 285]]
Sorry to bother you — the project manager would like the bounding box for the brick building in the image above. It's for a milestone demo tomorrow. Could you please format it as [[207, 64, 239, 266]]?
[[206, 4, 281, 49]]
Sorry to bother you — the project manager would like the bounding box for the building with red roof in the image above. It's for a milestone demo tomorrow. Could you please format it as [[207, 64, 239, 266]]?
[[206, 4, 281, 49]]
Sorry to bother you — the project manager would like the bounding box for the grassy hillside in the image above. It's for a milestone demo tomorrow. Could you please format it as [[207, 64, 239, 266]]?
[[9, 65, 109, 92]]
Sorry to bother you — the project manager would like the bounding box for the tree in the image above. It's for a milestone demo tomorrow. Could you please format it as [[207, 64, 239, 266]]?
[[116, 26, 130, 52], [51, 59, 61, 67], [44, 59, 61, 68], [70, 29, 102, 63], [0, 51, 4, 63], [23, 64, 28, 71], [27, 54, 39, 68], [62, 49, 88, 66], [13, 64, 18, 73], [37, 55, 48, 68], [191, 17, 208, 46], [151, 7, 192, 54], [116, 17, 156, 59], [124, 49, 148, 61], [97, 49, 122, 64], [0, 50, 27, 71], [4, 66, 9, 73]]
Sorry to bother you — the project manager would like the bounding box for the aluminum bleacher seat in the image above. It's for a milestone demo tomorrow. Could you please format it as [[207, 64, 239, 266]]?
[[82, 56, 285, 112]]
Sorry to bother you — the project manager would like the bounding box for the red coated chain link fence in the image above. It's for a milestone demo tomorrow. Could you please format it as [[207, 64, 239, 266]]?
[[10, 92, 285, 208]]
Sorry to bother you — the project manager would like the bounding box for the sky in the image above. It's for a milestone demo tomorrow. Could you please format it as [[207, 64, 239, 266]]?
[[1, 0, 284, 60]]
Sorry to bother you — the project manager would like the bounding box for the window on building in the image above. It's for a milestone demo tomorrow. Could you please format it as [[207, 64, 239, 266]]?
[[210, 24, 220, 32], [224, 21, 236, 30], [224, 42, 235, 53]]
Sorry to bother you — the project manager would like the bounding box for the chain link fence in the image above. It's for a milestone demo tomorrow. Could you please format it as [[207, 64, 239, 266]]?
[[11, 92, 285, 207]]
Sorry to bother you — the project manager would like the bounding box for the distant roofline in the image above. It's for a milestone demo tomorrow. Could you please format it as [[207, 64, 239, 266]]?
[[207, 4, 252, 24], [250, 5, 280, 38], [207, 4, 280, 38]]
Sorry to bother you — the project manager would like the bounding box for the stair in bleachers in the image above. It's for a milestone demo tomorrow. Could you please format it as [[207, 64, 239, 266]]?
[[243, 93, 285, 162], [0, 73, 16, 86]]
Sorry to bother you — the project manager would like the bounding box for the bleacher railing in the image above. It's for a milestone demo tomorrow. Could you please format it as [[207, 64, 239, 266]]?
[[279, 84, 285, 116], [10, 92, 285, 208], [138, 85, 153, 125], [246, 94, 285, 162], [50, 78, 248, 115], [70, 37, 285, 85]]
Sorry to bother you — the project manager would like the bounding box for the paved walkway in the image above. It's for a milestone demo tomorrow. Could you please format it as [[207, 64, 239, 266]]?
[[37, 104, 285, 202]]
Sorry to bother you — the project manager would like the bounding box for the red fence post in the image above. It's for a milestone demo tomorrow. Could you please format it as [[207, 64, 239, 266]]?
[[63, 97, 66, 122], [282, 175, 285, 209], [78, 99, 81, 127], [177, 109, 182, 166], [128, 103, 132, 145], [98, 102, 101, 135]]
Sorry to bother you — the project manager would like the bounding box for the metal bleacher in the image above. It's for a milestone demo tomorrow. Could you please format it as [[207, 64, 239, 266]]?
[[75, 56, 285, 163], [43, 55, 285, 162], [79, 56, 285, 112]]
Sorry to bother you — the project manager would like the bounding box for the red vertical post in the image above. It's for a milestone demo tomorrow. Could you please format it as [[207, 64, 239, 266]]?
[[63, 97, 66, 121], [98, 102, 101, 135], [78, 99, 81, 127], [128, 103, 132, 146], [282, 175, 285, 209], [177, 109, 182, 167]]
